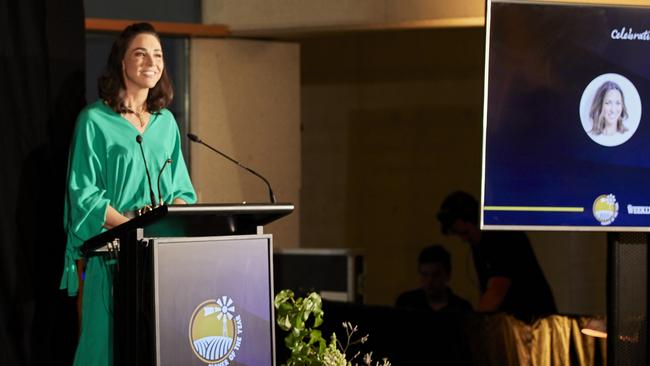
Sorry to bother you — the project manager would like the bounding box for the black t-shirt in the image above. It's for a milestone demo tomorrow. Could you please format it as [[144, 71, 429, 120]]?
[[395, 288, 473, 313], [472, 231, 557, 322]]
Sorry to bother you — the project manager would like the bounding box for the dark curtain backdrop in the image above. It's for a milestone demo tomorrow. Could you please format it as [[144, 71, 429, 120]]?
[[0, 0, 85, 365]]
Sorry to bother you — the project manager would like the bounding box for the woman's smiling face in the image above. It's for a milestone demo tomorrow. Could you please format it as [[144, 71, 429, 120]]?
[[122, 33, 164, 92], [601, 88, 623, 127]]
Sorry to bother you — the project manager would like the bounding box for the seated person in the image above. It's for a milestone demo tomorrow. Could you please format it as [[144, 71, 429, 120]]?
[[396, 245, 472, 313]]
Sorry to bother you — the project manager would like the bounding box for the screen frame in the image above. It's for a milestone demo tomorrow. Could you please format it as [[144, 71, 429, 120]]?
[[481, 0, 650, 232]]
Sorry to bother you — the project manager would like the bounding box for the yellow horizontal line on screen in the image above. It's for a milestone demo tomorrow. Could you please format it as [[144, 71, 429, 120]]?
[[483, 206, 584, 213]]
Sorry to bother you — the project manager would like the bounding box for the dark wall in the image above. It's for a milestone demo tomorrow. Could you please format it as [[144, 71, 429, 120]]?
[[84, 0, 202, 23], [0, 0, 85, 365]]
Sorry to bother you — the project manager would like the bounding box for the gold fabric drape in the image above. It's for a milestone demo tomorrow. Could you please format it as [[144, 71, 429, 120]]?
[[466, 314, 606, 365]]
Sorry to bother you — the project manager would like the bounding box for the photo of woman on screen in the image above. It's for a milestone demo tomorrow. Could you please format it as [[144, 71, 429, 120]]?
[[579, 73, 641, 147], [589, 80, 629, 136]]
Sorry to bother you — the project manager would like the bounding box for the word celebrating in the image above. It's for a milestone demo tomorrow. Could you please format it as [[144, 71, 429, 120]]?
[[611, 27, 650, 41], [627, 205, 650, 215]]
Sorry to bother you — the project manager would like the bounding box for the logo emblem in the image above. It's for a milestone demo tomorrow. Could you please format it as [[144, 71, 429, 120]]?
[[593, 194, 619, 225], [189, 296, 243, 366]]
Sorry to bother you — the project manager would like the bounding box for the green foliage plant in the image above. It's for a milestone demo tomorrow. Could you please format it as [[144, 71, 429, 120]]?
[[274, 290, 391, 366]]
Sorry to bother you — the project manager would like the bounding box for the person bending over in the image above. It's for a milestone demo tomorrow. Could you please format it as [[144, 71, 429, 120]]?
[[437, 191, 556, 322]]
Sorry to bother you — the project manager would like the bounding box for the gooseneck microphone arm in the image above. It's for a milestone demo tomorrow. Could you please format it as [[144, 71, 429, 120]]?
[[157, 158, 173, 205], [135, 135, 158, 207], [187, 133, 277, 203]]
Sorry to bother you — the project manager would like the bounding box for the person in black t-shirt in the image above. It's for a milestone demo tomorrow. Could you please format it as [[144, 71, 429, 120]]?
[[437, 191, 556, 322], [396, 245, 472, 313]]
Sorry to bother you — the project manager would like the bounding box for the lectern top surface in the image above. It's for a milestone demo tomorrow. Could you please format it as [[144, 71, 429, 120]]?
[[166, 203, 294, 214], [82, 202, 294, 256]]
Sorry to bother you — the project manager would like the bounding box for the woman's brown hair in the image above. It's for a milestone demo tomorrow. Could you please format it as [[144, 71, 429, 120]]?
[[98, 22, 173, 114]]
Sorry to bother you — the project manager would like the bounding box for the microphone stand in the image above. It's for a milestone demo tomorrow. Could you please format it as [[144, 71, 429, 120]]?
[[135, 135, 158, 208], [187, 133, 277, 203]]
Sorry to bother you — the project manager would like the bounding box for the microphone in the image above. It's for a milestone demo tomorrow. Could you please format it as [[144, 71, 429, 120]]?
[[187, 133, 277, 203], [157, 158, 173, 205], [135, 135, 158, 208]]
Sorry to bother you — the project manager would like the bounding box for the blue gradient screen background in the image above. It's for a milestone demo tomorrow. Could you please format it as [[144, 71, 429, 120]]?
[[483, 1, 650, 229]]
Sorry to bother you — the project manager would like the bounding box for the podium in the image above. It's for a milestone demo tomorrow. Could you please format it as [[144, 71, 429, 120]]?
[[82, 203, 293, 366]]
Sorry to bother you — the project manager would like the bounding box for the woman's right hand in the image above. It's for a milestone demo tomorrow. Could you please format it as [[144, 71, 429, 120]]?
[[103, 205, 130, 229]]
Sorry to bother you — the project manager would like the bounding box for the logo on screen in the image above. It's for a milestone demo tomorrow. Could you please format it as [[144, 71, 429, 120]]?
[[592, 194, 619, 225], [189, 296, 243, 365]]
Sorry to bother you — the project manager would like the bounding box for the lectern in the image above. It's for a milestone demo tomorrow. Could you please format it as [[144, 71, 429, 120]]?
[[82, 203, 293, 366]]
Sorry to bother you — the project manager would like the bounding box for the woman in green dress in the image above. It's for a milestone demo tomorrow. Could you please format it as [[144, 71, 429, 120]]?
[[60, 23, 196, 366]]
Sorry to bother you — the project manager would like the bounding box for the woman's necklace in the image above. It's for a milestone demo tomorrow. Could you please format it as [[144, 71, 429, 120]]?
[[132, 110, 146, 128], [126, 105, 148, 128]]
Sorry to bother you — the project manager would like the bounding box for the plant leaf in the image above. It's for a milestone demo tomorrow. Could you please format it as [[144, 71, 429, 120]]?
[[278, 314, 292, 331], [313, 313, 323, 328], [308, 329, 323, 345], [274, 289, 294, 308]]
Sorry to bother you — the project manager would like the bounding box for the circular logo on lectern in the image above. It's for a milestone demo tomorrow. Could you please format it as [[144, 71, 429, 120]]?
[[593, 194, 619, 225], [189, 296, 243, 365]]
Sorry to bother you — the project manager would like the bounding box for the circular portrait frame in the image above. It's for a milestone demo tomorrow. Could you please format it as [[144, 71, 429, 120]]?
[[579, 73, 642, 147]]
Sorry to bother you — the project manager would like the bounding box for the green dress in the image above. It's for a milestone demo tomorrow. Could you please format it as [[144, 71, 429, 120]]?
[[60, 100, 196, 366]]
